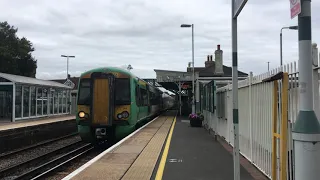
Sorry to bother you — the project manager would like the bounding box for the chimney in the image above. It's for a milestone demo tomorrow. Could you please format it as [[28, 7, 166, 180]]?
[[205, 54, 214, 67], [214, 44, 224, 75]]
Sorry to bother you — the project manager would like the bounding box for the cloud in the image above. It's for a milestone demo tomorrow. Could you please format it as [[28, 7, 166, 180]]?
[[1, 0, 320, 81]]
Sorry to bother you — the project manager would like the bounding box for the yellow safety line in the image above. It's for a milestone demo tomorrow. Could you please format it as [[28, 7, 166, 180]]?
[[155, 116, 176, 180]]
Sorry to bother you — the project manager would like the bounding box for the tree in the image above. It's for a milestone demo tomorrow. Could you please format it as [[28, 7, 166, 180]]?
[[0, 21, 37, 77]]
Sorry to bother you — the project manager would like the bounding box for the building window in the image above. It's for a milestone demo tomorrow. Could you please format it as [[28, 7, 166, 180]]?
[[31, 86, 36, 116], [54, 90, 58, 114], [15, 85, 22, 118], [23, 86, 30, 117], [42, 88, 48, 115], [37, 87, 42, 116], [66, 90, 70, 113], [62, 90, 66, 113], [58, 90, 63, 113], [49, 89, 54, 114]]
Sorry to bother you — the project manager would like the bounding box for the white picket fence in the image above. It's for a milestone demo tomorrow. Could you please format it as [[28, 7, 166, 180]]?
[[204, 46, 320, 180]]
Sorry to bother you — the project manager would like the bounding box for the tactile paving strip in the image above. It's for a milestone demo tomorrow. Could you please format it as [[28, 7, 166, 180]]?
[[121, 116, 173, 180], [70, 115, 174, 180]]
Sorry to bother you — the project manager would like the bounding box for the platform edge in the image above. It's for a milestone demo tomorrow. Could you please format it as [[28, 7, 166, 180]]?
[[61, 115, 160, 180], [155, 115, 177, 180]]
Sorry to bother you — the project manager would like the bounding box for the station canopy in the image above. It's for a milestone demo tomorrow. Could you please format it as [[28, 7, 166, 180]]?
[[0, 72, 71, 88], [0, 72, 72, 122]]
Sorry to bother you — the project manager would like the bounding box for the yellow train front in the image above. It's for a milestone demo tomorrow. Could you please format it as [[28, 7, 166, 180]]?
[[75, 67, 175, 145]]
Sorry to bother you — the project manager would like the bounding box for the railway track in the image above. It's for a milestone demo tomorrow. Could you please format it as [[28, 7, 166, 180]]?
[[0, 140, 94, 180], [0, 133, 79, 158]]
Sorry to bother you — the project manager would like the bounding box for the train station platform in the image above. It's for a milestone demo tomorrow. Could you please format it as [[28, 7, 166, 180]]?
[[0, 115, 75, 131], [0, 115, 76, 154], [63, 111, 268, 180]]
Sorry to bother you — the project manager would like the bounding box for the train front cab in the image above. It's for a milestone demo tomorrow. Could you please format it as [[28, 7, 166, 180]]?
[[76, 72, 132, 144]]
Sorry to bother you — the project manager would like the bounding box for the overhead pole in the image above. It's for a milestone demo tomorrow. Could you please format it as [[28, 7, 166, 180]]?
[[180, 23, 195, 114], [280, 26, 298, 66], [290, 0, 320, 179], [231, 0, 248, 180], [61, 55, 75, 79]]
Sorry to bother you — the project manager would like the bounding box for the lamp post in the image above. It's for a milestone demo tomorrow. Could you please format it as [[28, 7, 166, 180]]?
[[61, 55, 75, 79], [267, 61, 270, 71], [181, 23, 195, 114], [280, 25, 298, 66]]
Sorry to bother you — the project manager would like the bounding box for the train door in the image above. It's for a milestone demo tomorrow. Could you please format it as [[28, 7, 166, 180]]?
[[135, 86, 140, 120], [91, 73, 115, 126], [146, 85, 151, 115]]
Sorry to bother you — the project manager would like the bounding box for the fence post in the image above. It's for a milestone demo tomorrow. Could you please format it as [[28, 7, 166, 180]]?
[[249, 72, 253, 160], [262, 72, 289, 180], [312, 43, 319, 120]]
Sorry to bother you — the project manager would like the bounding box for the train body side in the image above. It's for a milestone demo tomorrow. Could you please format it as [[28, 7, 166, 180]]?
[[75, 67, 171, 144]]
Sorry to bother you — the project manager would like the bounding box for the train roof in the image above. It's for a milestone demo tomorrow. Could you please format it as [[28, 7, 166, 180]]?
[[80, 67, 135, 78], [80, 66, 161, 91]]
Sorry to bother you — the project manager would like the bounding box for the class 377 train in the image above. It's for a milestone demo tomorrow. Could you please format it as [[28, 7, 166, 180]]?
[[76, 67, 175, 145]]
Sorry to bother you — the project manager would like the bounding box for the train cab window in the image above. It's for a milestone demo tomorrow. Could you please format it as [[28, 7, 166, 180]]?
[[78, 79, 91, 105], [115, 78, 131, 105]]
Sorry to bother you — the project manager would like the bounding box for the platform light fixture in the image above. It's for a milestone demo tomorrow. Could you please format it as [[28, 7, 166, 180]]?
[[180, 23, 195, 114], [61, 55, 75, 79], [280, 25, 298, 66]]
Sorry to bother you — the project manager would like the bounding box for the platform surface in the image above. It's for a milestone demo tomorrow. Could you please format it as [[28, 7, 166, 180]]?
[[0, 115, 75, 131], [64, 112, 268, 180], [154, 116, 262, 180], [64, 111, 176, 180]]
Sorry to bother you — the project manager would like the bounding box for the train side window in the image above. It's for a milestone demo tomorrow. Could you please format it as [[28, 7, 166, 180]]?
[[135, 86, 140, 106], [151, 92, 157, 105], [140, 88, 148, 106], [78, 79, 91, 105]]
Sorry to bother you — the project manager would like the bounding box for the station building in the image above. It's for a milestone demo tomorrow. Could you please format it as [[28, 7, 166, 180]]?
[[0, 72, 72, 122], [154, 45, 249, 115]]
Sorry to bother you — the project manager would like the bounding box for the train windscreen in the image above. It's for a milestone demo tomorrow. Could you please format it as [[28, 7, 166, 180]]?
[[78, 79, 91, 105], [115, 78, 130, 105]]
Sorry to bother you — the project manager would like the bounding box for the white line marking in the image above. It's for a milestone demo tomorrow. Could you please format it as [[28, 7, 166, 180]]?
[[168, 158, 183, 163], [62, 116, 160, 180]]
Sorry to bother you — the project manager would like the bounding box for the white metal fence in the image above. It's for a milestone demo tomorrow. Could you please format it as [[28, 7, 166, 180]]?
[[204, 45, 320, 180]]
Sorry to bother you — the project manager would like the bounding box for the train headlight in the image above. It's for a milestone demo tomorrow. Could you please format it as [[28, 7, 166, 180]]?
[[121, 111, 129, 118], [117, 111, 129, 119], [78, 111, 85, 118]]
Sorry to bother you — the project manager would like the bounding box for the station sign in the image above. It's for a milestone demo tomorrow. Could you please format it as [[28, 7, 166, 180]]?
[[290, 0, 301, 19], [233, 0, 248, 18]]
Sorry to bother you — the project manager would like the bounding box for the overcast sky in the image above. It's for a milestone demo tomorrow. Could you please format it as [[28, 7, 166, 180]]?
[[1, 0, 320, 80]]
